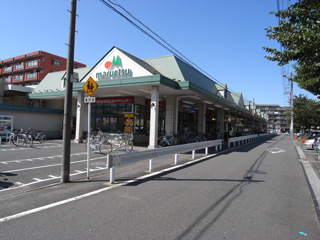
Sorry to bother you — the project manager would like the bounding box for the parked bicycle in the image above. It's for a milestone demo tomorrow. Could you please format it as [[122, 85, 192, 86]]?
[[84, 129, 112, 155], [6, 127, 33, 148], [111, 132, 134, 152], [158, 133, 178, 147], [28, 127, 47, 143]]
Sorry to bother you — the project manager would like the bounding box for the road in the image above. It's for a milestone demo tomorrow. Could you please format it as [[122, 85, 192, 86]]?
[[0, 140, 108, 192], [0, 135, 320, 239]]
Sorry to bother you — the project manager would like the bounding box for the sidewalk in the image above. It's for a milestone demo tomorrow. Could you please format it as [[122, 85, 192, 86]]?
[[294, 138, 320, 221], [294, 137, 320, 180]]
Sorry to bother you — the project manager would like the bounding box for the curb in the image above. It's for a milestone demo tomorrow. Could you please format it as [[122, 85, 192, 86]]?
[[295, 141, 320, 223]]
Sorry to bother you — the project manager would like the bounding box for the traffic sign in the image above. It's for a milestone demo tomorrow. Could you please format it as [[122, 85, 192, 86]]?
[[84, 97, 96, 103], [82, 77, 98, 96]]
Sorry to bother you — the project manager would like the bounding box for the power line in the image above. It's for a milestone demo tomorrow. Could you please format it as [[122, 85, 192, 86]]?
[[99, 0, 250, 102]]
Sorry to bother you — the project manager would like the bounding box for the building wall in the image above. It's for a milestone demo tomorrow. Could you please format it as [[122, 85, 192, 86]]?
[[0, 51, 86, 86], [0, 108, 63, 139], [255, 104, 289, 132]]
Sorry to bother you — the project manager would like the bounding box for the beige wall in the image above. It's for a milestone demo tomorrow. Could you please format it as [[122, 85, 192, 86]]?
[[1, 110, 62, 139]]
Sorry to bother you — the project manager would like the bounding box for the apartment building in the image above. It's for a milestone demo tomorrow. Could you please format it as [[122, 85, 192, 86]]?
[[255, 104, 289, 133], [0, 51, 86, 86]]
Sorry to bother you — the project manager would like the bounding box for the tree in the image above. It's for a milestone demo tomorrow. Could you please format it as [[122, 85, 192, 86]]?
[[263, 0, 320, 95], [286, 94, 320, 132]]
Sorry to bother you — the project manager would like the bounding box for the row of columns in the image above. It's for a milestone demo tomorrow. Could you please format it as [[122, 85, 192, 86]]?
[[74, 85, 261, 148]]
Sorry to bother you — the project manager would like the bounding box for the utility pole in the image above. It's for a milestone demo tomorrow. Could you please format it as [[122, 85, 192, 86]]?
[[62, 0, 77, 183], [0, 77, 6, 104], [252, 98, 255, 134], [284, 72, 294, 138], [289, 73, 294, 138]]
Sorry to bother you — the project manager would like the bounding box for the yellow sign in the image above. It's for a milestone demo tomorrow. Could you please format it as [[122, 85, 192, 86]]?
[[125, 113, 134, 118], [82, 77, 98, 96]]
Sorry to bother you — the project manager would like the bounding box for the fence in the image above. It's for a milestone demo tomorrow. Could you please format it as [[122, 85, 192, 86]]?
[[107, 139, 223, 184], [228, 134, 259, 148], [106, 134, 266, 184]]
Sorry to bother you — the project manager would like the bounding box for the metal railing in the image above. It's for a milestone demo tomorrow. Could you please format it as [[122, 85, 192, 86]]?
[[107, 139, 223, 184], [228, 134, 258, 148]]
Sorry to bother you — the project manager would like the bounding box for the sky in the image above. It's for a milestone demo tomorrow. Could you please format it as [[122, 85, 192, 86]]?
[[1, 0, 316, 107]]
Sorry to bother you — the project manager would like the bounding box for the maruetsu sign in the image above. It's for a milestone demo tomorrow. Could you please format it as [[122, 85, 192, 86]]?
[[96, 56, 131, 79]]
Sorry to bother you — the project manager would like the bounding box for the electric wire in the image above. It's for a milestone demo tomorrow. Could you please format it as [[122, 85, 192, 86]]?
[[99, 0, 250, 102]]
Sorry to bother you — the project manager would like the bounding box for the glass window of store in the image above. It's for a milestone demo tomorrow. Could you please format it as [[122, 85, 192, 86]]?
[[178, 110, 196, 134], [236, 115, 245, 135], [206, 109, 217, 136], [245, 116, 253, 134], [91, 102, 133, 133], [224, 111, 231, 140], [230, 112, 236, 134], [135, 105, 149, 134]]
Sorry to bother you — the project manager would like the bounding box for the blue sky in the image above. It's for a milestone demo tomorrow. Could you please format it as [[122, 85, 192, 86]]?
[[1, 0, 316, 106]]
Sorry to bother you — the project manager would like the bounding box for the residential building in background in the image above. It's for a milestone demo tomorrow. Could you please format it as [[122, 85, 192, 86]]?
[[255, 104, 289, 133], [0, 51, 86, 86]]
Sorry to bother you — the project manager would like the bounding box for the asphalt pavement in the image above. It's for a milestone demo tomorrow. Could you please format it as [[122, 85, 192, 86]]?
[[1, 134, 320, 239]]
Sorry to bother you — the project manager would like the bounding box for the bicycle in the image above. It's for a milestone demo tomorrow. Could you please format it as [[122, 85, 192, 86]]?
[[28, 127, 47, 143], [6, 127, 33, 148], [84, 129, 112, 155], [158, 133, 178, 147], [111, 132, 134, 152]]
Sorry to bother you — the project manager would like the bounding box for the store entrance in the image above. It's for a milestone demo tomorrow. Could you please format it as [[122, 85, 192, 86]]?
[[91, 102, 132, 133]]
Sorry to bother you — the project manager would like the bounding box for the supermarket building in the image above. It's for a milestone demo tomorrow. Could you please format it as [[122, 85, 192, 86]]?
[[27, 46, 267, 148]]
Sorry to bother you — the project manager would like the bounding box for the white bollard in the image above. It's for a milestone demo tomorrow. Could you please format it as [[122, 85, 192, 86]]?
[[110, 167, 115, 184], [149, 159, 153, 172], [174, 154, 178, 165]]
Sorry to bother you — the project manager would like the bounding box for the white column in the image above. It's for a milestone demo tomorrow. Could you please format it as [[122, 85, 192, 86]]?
[[198, 103, 206, 134], [174, 96, 179, 134], [217, 108, 224, 139], [148, 86, 159, 149], [165, 95, 175, 136], [74, 91, 84, 143]]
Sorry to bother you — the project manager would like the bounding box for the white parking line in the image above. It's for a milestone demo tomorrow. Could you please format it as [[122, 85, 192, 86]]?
[[2, 156, 106, 173], [2, 153, 87, 164], [0, 151, 221, 223]]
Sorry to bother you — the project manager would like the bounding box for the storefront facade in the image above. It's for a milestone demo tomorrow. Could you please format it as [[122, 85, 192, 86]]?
[[28, 46, 267, 148]]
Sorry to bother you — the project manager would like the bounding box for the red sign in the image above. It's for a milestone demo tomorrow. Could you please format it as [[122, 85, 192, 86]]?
[[93, 97, 134, 104], [146, 99, 166, 108]]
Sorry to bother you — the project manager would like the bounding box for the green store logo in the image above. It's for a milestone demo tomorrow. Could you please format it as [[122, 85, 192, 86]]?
[[96, 56, 131, 79]]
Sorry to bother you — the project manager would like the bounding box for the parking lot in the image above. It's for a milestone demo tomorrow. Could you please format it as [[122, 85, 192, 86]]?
[[0, 138, 192, 197], [297, 136, 320, 180]]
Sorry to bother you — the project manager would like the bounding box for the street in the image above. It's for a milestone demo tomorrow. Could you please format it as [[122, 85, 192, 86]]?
[[0, 140, 108, 192], [0, 135, 320, 239]]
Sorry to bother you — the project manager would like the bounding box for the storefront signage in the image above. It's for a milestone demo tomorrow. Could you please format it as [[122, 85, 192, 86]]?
[[0, 115, 13, 133], [93, 97, 134, 104], [186, 108, 196, 114], [146, 99, 166, 108], [96, 56, 132, 80], [125, 113, 134, 118]]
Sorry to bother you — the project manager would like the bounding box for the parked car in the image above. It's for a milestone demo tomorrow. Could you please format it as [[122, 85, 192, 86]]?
[[314, 139, 320, 152], [303, 134, 320, 149], [285, 131, 290, 136], [303, 138, 315, 149]]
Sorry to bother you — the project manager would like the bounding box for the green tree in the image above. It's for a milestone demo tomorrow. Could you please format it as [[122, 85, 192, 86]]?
[[286, 94, 320, 133], [263, 0, 320, 95]]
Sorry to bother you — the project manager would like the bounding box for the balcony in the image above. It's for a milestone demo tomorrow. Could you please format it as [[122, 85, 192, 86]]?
[[4, 76, 12, 83], [12, 74, 25, 83], [25, 72, 44, 81], [0, 51, 45, 67], [2, 66, 12, 73], [26, 60, 44, 70], [13, 63, 25, 72]]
